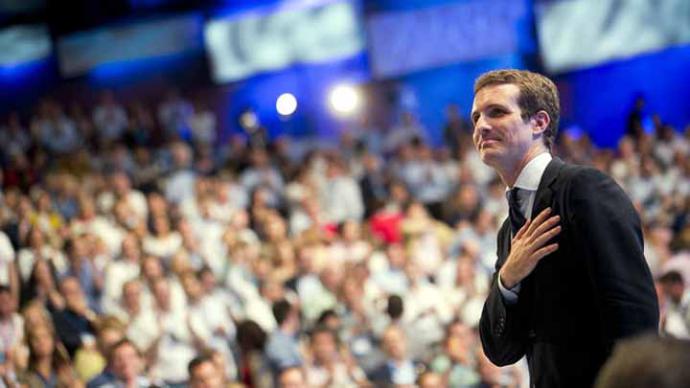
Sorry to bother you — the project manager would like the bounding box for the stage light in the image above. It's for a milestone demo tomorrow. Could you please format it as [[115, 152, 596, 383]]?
[[328, 84, 361, 117], [239, 109, 259, 130], [276, 93, 297, 116]]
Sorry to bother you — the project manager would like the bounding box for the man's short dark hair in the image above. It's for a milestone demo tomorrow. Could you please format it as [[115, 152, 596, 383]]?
[[188, 354, 215, 376], [236, 320, 267, 351], [595, 334, 690, 388], [386, 294, 404, 320], [309, 324, 335, 341], [272, 299, 293, 326], [316, 309, 338, 326], [474, 69, 560, 151], [108, 338, 139, 362]]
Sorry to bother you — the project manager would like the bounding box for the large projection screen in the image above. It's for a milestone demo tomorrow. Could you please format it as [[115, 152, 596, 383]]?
[[0, 24, 51, 66], [204, 0, 364, 83], [366, 0, 527, 79], [536, 0, 690, 73], [57, 14, 201, 77]]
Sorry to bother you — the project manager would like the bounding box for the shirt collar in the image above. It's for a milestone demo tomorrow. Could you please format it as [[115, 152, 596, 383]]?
[[512, 152, 552, 191]]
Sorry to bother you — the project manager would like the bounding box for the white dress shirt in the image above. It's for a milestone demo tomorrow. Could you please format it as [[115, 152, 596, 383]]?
[[498, 153, 552, 303]]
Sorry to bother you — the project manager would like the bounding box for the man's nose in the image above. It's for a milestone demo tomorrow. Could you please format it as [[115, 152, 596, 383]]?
[[474, 115, 490, 134]]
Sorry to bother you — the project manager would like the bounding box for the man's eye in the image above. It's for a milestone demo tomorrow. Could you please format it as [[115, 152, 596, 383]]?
[[488, 109, 506, 117]]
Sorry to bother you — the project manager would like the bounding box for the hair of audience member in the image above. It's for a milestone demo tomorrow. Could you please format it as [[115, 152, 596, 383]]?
[[277, 365, 306, 388], [595, 334, 690, 388], [386, 294, 404, 320], [236, 320, 267, 353], [188, 353, 215, 377], [272, 298, 293, 326], [107, 338, 141, 363], [26, 324, 71, 372], [316, 309, 338, 326], [658, 270, 684, 286]]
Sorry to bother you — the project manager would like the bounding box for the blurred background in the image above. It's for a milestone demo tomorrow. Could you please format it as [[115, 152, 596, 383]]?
[[2, 0, 689, 147], [1, 1, 689, 387]]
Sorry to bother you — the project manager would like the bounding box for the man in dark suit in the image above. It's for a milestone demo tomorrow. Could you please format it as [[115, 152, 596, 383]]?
[[472, 69, 659, 387]]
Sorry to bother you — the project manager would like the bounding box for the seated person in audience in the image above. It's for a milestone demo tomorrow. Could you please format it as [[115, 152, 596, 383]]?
[[265, 299, 302, 377], [417, 370, 446, 388], [72, 316, 126, 383], [188, 354, 226, 388], [49, 276, 97, 357], [368, 325, 421, 387], [87, 338, 150, 388], [18, 324, 82, 388], [595, 334, 690, 388], [303, 325, 367, 387], [429, 320, 480, 387], [278, 366, 307, 388]]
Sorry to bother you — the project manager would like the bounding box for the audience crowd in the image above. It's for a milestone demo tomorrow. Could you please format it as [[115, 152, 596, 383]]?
[[0, 89, 688, 388]]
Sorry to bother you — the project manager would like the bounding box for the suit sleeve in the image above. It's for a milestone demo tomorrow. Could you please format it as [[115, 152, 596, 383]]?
[[479, 223, 528, 366], [568, 168, 659, 350]]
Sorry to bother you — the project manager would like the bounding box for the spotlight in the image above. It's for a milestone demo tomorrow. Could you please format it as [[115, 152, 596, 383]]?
[[239, 109, 259, 131], [276, 93, 297, 116], [328, 84, 361, 117]]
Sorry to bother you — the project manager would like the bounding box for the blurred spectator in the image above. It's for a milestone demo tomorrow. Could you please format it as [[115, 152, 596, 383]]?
[[418, 370, 445, 388], [158, 89, 193, 142], [595, 334, 690, 388], [236, 320, 272, 388], [188, 354, 225, 388], [429, 320, 480, 387], [189, 100, 217, 147], [657, 270, 690, 338], [87, 338, 150, 388], [18, 324, 81, 388], [443, 103, 472, 160], [265, 299, 302, 377], [368, 324, 421, 386], [92, 91, 128, 146], [303, 325, 367, 387], [277, 366, 306, 388], [0, 285, 23, 372], [49, 276, 97, 357]]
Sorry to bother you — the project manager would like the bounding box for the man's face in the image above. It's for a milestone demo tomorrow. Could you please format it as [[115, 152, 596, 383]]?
[[312, 331, 336, 363], [279, 368, 305, 388], [471, 83, 536, 171], [190, 361, 223, 388], [0, 291, 14, 317], [112, 343, 141, 381], [419, 372, 445, 388]]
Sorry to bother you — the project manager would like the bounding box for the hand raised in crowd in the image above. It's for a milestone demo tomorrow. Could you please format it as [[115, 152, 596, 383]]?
[[499, 208, 561, 289]]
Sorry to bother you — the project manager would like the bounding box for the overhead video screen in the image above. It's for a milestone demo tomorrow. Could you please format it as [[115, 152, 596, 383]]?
[[57, 14, 202, 77], [0, 0, 45, 14], [0, 24, 51, 66], [205, 0, 365, 83], [536, 0, 690, 73], [366, 0, 528, 78]]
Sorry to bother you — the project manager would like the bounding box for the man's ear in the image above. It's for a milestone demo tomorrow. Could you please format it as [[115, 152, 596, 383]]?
[[531, 110, 551, 136]]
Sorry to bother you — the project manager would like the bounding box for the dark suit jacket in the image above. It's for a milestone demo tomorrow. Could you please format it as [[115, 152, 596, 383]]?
[[479, 158, 659, 388]]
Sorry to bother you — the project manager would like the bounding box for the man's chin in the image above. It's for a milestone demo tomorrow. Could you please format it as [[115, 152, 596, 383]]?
[[478, 150, 500, 167]]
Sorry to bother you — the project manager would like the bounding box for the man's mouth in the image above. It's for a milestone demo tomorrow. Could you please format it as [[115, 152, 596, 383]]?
[[481, 139, 500, 148]]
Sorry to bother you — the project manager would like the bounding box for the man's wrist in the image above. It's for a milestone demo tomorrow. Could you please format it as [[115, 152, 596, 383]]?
[[499, 270, 517, 290]]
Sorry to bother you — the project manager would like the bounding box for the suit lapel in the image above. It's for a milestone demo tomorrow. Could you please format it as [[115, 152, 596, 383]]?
[[531, 157, 564, 217], [498, 158, 564, 267]]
